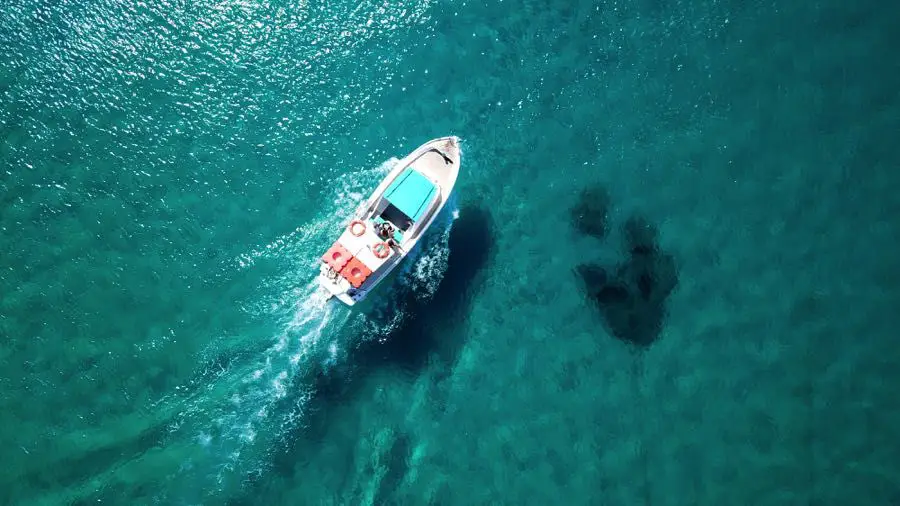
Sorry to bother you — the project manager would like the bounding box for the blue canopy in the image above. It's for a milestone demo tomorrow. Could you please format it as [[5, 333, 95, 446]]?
[[383, 167, 437, 223]]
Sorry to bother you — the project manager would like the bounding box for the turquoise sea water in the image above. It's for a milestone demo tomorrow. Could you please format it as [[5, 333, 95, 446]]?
[[2, 0, 900, 504]]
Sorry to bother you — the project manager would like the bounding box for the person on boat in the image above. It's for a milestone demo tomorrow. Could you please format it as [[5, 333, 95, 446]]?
[[376, 221, 393, 240], [375, 220, 401, 250]]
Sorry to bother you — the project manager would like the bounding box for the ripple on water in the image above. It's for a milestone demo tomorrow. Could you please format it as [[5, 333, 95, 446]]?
[[0, 0, 440, 503]]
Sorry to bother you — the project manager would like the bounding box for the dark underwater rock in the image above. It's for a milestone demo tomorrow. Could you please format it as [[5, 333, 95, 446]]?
[[623, 215, 658, 255], [574, 263, 609, 287], [570, 185, 610, 239], [575, 217, 678, 348], [595, 284, 630, 305]]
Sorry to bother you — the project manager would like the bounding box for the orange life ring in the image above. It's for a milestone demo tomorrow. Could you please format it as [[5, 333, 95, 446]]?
[[372, 241, 390, 259], [349, 219, 366, 237]]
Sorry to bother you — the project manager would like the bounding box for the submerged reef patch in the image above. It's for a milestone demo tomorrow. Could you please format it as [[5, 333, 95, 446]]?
[[572, 187, 677, 348]]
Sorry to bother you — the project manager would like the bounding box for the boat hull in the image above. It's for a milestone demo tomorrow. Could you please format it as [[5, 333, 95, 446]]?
[[317, 136, 461, 306]]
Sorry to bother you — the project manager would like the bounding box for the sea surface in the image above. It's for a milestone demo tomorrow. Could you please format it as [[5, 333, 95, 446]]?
[[2, 0, 899, 504]]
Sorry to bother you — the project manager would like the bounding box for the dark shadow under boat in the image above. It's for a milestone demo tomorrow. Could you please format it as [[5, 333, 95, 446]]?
[[229, 205, 494, 504]]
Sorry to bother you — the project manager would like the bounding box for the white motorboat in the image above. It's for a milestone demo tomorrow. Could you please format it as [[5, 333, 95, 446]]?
[[318, 136, 461, 306]]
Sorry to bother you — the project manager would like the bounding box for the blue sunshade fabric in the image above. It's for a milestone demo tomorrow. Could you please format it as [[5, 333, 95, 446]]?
[[384, 167, 437, 222]]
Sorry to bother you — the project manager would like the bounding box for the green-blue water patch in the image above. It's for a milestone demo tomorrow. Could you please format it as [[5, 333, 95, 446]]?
[[3, 0, 900, 504]]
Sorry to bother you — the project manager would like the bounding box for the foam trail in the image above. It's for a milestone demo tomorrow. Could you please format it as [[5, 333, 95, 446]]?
[[398, 192, 460, 298], [159, 162, 396, 499], [161, 156, 458, 500], [208, 279, 343, 484]]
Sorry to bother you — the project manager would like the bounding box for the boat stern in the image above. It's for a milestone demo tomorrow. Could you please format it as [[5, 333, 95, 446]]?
[[318, 219, 396, 307], [318, 263, 364, 306]]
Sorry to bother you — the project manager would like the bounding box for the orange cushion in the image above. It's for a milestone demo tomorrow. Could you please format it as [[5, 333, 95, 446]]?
[[340, 257, 372, 288]]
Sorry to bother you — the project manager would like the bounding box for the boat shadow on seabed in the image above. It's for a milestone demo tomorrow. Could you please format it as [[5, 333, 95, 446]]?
[[355, 204, 494, 373], [231, 205, 494, 503]]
